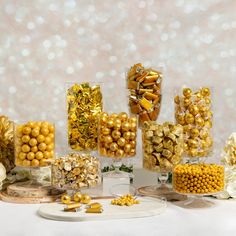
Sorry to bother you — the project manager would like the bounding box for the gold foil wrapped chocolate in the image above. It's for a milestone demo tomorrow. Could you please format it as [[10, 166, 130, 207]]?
[[67, 83, 103, 151], [51, 153, 100, 190], [175, 87, 213, 158], [0, 116, 15, 173], [142, 121, 183, 172], [98, 112, 137, 159], [127, 63, 162, 125], [15, 121, 55, 167]]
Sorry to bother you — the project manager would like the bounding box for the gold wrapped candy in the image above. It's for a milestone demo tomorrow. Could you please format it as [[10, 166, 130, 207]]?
[[175, 87, 213, 158], [51, 153, 100, 190], [67, 83, 103, 151], [98, 112, 137, 159], [142, 121, 183, 172], [127, 63, 162, 125], [173, 163, 224, 194], [0, 116, 15, 173], [15, 121, 55, 167]]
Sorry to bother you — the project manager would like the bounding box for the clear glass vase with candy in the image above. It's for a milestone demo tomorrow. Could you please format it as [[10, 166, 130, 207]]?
[[138, 121, 185, 200], [12, 121, 62, 202], [98, 111, 138, 183], [51, 152, 101, 205], [127, 63, 163, 127], [66, 82, 103, 153], [174, 87, 213, 163]]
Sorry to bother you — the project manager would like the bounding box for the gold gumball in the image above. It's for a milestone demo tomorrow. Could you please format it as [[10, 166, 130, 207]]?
[[110, 142, 118, 152], [37, 134, 45, 143], [130, 149, 136, 156], [22, 159, 31, 166], [205, 120, 212, 128], [110, 113, 118, 119], [100, 115, 108, 124], [112, 130, 121, 140], [129, 122, 137, 132], [176, 115, 185, 125], [31, 128, 40, 137], [41, 128, 49, 136], [183, 88, 192, 98], [43, 151, 51, 159], [27, 152, 35, 160], [190, 128, 200, 138], [61, 194, 71, 204], [121, 122, 130, 131], [185, 113, 194, 124], [195, 117, 204, 127], [129, 117, 137, 123], [22, 126, 31, 135], [201, 87, 210, 97], [102, 127, 111, 135], [18, 152, 26, 160], [81, 194, 91, 204], [39, 158, 48, 166], [35, 151, 44, 160], [118, 112, 128, 121], [124, 143, 131, 153], [38, 142, 47, 151], [116, 149, 124, 157], [31, 146, 38, 153], [117, 137, 126, 147], [107, 151, 115, 157], [113, 118, 122, 129], [205, 98, 211, 105], [46, 143, 54, 151], [44, 136, 52, 145], [130, 132, 136, 140], [31, 159, 39, 167], [130, 140, 136, 148], [29, 138, 37, 147], [73, 192, 82, 202], [104, 135, 113, 144], [183, 99, 191, 107], [107, 119, 114, 128], [22, 144, 30, 153], [22, 135, 30, 143], [27, 121, 35, 128], [174, 95, 180, 104], [123, 131, 131, 140], [200, 130, 209, 139], [189, 105, 199, 115]]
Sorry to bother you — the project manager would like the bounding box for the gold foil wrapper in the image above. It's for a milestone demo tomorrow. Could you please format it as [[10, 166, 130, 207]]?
[[67, 83, 103, 151], [173, 163, 224, 194], [127, 63, 162, 125], [175, 87, 213, 158], [98, 112, 137, 159], [0, 116, 15, 173], [51, 153, 100, 190], [142, 121, 183, 172], [14, 121, 55, 167]]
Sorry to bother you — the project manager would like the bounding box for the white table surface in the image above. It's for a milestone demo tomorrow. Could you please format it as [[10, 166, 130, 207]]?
[[0, 198, 235, 236]]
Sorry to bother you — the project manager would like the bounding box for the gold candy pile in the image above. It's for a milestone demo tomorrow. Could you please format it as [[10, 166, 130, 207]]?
[[0, 116, 15, 172], [98, 112, 137, 158], [15, 121, 54, 167], [173, 164, 224, 194], [111, 194, 140, 206], [127, 63, 162, 125], [67, 83, 103, 151], [51, 153, 100, 189], [175, 87, 213, 158], [143, 121, 183, 172]]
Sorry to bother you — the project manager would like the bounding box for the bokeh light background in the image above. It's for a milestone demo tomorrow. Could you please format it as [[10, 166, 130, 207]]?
[[0, 0, 236, 166]]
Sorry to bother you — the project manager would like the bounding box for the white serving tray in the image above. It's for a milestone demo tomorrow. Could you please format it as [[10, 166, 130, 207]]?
[[38, 197, 166, 221]]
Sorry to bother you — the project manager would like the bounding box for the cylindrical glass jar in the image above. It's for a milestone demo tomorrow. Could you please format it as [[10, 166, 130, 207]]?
[[142, 121, 184, 173], [174, 87, 213, 159], [14, 121, 55, 167], [51, 153, 100, 190], [98, 112, 137, 159], [66, 82, 103, 151], [127, 63, 163, 126]]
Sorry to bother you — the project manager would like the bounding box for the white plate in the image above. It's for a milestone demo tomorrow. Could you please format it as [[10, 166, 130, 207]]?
[[38, 197, 166, 221]]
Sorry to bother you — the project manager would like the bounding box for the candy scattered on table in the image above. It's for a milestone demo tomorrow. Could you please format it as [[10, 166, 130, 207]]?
[[86, 202, 103, 213], [143, 121, 183, 172], [98, 112, 137, 158], [15, 121, 55, 167], [127, 63, 162, 125], [175, 87, 213, 158], [111, 194, 140, 206], [67, 83, 103, 151], [173, 163, 224, 194], [52, 153, 100, 189]]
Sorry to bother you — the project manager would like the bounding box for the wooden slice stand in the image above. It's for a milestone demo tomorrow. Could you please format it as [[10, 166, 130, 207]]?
[[0, 181, 65, 204]]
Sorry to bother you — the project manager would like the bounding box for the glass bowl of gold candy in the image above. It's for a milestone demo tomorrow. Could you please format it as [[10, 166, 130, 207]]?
[[15, 121, 55, 167], [127, 63, 163, 126], [51, 153, 100, 190], [175, 87, 213, 159], [98, 112, 137, 159], [173, 163, 224, 195]]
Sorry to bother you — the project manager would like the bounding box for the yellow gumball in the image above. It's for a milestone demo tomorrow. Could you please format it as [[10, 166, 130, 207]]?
[[18, 152, 26, 160], [22, 159, 31, 167], [73, 192, 82, 202], [29, 138, 37, 147], [22, 144, 30, 153], [22, 135, 30, 143], [35, 151, 44, 160], [31, 159, 39, 167], [27, 152, 35, 160], [61, 194, 71, 204], [37, 134, 45, 143], [81, 194, 91, 204], [22, 126, 31, 135], [31, 128, 40, 137]]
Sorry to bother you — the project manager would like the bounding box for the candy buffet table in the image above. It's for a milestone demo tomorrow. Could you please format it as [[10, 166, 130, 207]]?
[[0, 198, 235, 236]]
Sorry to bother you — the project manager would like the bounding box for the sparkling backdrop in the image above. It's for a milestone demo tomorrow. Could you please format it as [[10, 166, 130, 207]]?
[[0, 0, 236, 166]]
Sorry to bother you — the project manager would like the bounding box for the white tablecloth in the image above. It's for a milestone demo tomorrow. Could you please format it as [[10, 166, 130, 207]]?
[[0, 198, 235, 236]]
